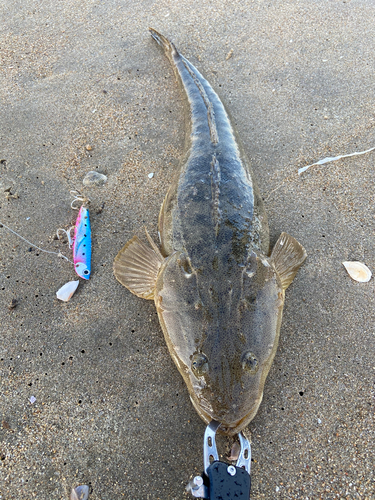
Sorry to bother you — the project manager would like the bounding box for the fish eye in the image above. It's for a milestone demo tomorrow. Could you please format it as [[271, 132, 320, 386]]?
[[241, 352, 259, 374], [178, 254, 193, 276], [83, 269, 89, 275], [191, 353, 209, 376]]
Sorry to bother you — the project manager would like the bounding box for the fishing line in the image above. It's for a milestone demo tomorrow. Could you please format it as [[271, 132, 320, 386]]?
[[0, 221, 73, 264]]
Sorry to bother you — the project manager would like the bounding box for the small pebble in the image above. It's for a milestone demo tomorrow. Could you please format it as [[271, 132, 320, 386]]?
[[8, 298, 18, 310], [317, 418, 322, 424], [96, 202, 105, 215], [83, 171, 107, 187], [226, 49, 234, 60], [2, 420, 12, 430], [85, 145, 93, 151], [148, 172, 154, 179], [6, 191, 19, 199]]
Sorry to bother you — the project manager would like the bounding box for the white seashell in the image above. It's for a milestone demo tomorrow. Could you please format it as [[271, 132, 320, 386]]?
[[70, 485, 89, 500], [56, 280, 79, 301], [342, 261, 372, 283], [83, 170, 107, 187]]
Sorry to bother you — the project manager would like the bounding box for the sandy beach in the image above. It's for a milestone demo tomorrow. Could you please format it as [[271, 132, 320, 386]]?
[[1, 1, 374, 498]]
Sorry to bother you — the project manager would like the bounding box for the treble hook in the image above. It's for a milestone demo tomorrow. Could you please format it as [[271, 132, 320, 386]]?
[[70, 190, 91, 210], [56, 227, 75, 249]]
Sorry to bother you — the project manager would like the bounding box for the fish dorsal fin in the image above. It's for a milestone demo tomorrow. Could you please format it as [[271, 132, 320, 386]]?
[[270, 232, 307, 290], [113, 235, 164, 300]]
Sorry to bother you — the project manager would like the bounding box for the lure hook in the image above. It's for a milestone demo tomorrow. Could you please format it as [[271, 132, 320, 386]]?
[[70, 190, 90, 210], [56, 227, 75, 249]]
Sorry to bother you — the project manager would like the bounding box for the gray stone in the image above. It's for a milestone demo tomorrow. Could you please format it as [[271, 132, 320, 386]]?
[[82, 171, 108, 187]]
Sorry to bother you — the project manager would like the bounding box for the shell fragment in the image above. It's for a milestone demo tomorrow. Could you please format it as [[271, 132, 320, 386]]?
[[56, 280, 80, 301], [342, 261, 372, 283], [70, 485, 89, 500]]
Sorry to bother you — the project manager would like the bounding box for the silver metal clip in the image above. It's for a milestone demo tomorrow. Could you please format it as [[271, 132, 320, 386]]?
[[237, 430, 251, 474], [203, 420, 221, 474], [186, 421, 252, 498]]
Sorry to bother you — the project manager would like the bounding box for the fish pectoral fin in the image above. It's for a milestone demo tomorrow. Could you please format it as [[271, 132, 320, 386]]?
[[113, 235, 164, 300], [270, 232, 307, 290]]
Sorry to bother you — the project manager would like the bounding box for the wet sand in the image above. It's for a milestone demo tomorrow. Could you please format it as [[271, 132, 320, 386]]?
[[1, 1, 374, 498]]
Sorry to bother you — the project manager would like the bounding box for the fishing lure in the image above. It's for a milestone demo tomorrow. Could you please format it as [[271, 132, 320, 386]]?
[[72, 204, 91, 279], [57, 191, 92, 280], [71, 192, 91, 280]]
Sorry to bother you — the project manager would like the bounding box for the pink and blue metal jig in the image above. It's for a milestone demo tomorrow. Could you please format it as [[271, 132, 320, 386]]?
[[57, 191, 92, 280], [72, 204, 91, 280]]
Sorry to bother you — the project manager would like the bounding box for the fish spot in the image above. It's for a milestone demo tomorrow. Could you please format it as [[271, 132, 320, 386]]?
[[241, 352, 259, 374], [191, 353, 209, 376], [238, 299, 248, 313]]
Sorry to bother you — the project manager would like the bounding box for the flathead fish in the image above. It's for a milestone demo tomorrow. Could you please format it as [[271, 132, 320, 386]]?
[[114, 29, 307, 435]]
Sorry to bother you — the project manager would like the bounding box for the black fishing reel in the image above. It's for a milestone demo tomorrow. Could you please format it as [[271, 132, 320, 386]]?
[[186, 421, 251, 500]]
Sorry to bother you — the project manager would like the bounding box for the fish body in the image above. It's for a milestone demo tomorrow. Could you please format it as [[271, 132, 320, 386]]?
[[114, 30, 306, 435], [73, 206, 91, 280]]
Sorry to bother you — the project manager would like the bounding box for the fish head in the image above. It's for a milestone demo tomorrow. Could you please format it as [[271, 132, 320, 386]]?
[[75, 262, 91, 280], [155, 250, 284, 435]]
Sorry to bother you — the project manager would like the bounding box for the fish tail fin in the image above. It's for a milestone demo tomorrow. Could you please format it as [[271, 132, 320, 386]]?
[[149, 28, 179, 58]]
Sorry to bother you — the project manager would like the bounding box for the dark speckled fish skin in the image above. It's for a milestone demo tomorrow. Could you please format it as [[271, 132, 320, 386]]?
[[150, 29, 281, 435], [155, 36, 269, 262], [114, 30, 306, 436]]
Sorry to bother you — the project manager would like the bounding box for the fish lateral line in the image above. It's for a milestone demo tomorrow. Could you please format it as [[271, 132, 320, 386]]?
[[210, 154, 222, 236], [181, 57, 219, 145]]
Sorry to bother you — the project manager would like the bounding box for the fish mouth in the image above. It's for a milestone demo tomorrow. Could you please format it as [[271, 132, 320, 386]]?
[[190, 394, 263, 436]]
